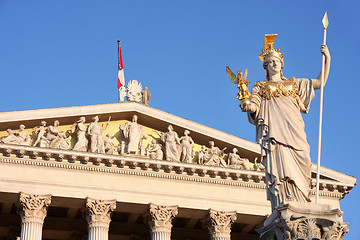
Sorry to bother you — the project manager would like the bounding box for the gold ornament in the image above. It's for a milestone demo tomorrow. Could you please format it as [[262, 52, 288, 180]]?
[[258, 34, 283, 63], [226, 66, 252, 108], [255, 77, 298, 100]]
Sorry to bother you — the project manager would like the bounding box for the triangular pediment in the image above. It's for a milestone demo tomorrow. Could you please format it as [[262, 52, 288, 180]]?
[[0, 102, 356, 193]]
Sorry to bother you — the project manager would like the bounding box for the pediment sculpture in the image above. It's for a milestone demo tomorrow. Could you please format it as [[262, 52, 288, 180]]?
[[0, 114, 261, 171]]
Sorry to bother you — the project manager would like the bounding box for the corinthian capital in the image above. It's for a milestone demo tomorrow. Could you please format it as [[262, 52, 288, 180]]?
[[85, 198, 116, 228], [146, 203, 178, 232], [204, 209, 237, 239], [18, 192, 52, 223]]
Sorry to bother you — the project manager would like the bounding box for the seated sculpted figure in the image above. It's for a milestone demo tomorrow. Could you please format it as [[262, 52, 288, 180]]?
[[17, 125, 32, 145], [203, 141, 227, 167], [2, 129, 21, 144], [227, 148, 252, 170], [2, 125, 32, 145], [104, 133, 118, 155], [146, 139, 163, 160], [47, 120, 69, 150]]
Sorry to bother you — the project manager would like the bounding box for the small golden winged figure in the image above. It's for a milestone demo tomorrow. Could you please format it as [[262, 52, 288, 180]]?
[[226, 66, 251, 108]]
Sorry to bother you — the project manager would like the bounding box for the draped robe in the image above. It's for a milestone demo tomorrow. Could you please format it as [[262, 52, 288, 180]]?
[[248, 78, 314, 209]]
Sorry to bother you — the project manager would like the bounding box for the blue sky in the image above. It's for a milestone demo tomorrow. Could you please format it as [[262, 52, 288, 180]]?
[[0, 0, 359, 238]]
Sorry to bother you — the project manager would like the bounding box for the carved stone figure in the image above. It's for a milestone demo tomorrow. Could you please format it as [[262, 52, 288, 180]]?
[[203, 141, 227, 167], [227, 148, 252, 170], [156, 125, 180, 161], [179, 130, 194, 163], [46, 120, 69, 149], [241, 34, 331, 209], [253, 157, 265, 171], [198, 145, 207, 164], [70, 117, 88, 152], [126, 80, 142, 102], [120, 115, 145, 154], [104, 133, 117, 155], [87, 116, 109, 153], [146, 139, 163, 160], [33, 121, 48, 147], [17, 125, 32, 145], [142, 87, 151, 105], [119, 86, 127, 102], [2, 125, 32, 145], [2, 129, 20, 144]]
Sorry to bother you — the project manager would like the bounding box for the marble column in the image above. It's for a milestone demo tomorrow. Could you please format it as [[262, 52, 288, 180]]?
[[204, 209, 237, 240], [18, 192, 52, 240], [146, 203, 178, 240], [85, 198, 116, 240]]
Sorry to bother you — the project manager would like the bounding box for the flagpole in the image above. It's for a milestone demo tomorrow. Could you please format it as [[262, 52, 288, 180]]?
[[117, 40, 121, 102], [315, 12, 329, 204]]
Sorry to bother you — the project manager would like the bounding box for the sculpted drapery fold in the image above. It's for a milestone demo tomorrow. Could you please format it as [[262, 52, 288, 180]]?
[[248, 78, 314, 208]]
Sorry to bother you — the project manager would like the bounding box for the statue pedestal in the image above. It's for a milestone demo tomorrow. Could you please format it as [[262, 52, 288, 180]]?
[[256, 202, 348, 240]]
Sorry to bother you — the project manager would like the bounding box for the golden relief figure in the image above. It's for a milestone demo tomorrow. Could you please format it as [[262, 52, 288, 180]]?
[[226, 66, 251, 108]]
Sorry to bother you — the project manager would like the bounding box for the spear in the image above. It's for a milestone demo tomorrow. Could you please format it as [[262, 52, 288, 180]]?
[[315, 12, 329, 204]]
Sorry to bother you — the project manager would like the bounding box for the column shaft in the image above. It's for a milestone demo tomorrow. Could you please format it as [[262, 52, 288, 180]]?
[[88, 226, 109, 240], [151, 231, 171, 240], [20, 221, 43, 240]]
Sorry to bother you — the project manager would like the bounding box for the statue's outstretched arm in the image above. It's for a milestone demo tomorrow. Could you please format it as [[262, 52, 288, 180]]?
[[312, 44, 331, 90]]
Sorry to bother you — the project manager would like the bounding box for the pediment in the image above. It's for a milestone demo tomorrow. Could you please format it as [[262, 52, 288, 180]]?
[[0, 102, 356, 194], [0, 102, 260, 162]]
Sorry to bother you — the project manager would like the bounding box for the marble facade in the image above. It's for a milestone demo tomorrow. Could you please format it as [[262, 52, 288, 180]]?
[[0, 102, 355, 240]]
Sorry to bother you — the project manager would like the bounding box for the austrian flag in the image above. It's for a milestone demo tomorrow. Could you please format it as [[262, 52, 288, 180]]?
[[117, 47, 125, 89]]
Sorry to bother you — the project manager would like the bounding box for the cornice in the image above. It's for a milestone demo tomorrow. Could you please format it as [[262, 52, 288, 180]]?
[[0, 143, 352, 199]]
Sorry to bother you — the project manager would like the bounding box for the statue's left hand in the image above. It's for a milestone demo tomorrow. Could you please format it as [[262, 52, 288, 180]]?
[[321, 44, 330, 59]]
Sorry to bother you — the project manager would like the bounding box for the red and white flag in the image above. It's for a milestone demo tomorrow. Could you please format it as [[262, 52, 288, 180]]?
[[117, 47, 125, 88]]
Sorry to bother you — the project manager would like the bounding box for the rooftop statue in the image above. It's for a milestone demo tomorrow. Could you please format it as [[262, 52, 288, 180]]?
[[230, 34, 331, 210], [119, 86, 127, 102], [126, 80, 142, 102], [142, 87, 151, 105]]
